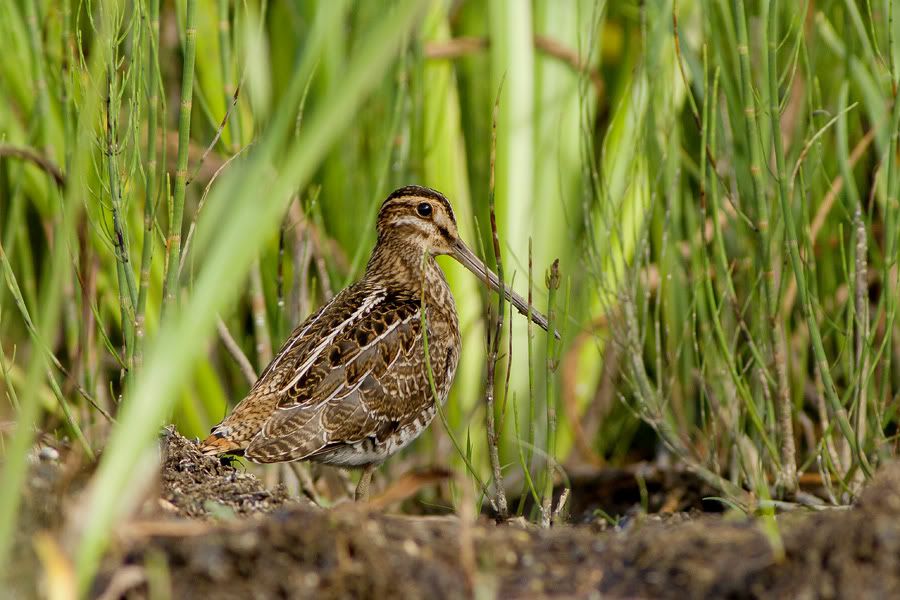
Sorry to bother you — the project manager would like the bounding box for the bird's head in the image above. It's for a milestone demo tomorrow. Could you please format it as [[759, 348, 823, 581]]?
[[375, 185, 557, 337], [376, 185, 462, 257]]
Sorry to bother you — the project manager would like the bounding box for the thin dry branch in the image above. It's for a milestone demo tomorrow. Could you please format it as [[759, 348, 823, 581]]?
[[0, 143, 66, 187], [424, 35, 604, 100], [216, 316, 257, 387]]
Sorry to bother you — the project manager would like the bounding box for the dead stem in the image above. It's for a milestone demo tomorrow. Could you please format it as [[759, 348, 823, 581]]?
[[216, 316, 257, 387], [853, 203, 870, 466], [248, 260, 272, 369], [424, 35, 604, 100], [485, 84, 509, 519], [0, 144, 65, 187], [541, 260, 561, 527]]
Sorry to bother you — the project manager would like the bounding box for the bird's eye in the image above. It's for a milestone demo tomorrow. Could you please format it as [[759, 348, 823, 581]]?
[[416, 202, 433, 218]]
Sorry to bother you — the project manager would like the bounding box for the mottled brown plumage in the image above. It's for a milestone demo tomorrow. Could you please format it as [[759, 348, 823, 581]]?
[[201, 185, 551, 500]]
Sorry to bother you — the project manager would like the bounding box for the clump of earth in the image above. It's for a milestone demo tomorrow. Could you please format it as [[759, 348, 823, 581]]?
[[12, 429, 900, 599]]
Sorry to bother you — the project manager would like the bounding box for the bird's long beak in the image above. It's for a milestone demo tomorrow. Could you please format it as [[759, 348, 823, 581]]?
[[450, 239, 560, 339]]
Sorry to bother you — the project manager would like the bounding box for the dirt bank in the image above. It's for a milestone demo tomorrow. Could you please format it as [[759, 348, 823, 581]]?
[[82, 431, 900, 599]]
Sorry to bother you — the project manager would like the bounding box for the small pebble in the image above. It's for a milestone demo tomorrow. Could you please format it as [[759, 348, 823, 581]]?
[[403, 539, 419, 556]]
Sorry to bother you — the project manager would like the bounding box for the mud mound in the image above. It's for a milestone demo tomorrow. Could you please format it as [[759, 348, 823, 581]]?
[[103, 433, 900, 599], [159, 426, 293, 518], [15, 430, 900, 599]]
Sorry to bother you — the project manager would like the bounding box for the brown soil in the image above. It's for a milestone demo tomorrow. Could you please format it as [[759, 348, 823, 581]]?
[[15, 431, 900, 599], [158, 427, 294, 519]]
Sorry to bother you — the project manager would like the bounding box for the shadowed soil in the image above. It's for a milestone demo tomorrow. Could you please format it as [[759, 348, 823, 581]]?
[[14, 430, 900, 599]]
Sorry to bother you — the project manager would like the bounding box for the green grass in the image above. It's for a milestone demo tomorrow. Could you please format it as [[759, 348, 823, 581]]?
[[1, 0, 899, 590]]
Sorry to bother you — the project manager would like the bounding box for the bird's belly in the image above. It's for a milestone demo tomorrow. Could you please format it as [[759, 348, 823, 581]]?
[[313, 404, 439, 467]]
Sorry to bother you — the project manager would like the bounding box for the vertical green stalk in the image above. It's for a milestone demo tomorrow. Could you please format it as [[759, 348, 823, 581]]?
[[24, 0, 49, 158], [483, 91, 508, 518], [0, 0, 54, 317], [0, 220, 78, 585], [764, 1, 798, 493], [483, 240, 507, 515], [0, 245, 92, 455], [0, 310, 20, 412], [702, 44, 780, 479], [224, 1, 267, 371], [419, 257, 492, 508], [517, 237, 536, 516], [881, 1, 900, 438], [60, 0, 81, 367], [161, 0, 198, 318], [489, 0, 535, 445], [61, 0, 75, 175], [765, 0, 867, 477], [734, 0, 773, 290], [0, 0, 105, 573], [135, 0, 162, 370], [106, 66, 138, 372], [734, 1, 784, 478], [540, 259, 560, 526], [218, 0, 242, 153], [836, 82, 870, 465]]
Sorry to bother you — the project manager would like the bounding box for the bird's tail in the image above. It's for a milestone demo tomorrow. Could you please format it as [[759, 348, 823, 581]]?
[[199, 433, 244, 455]]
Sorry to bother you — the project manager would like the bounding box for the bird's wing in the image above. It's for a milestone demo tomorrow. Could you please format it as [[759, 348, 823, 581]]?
[[202, 283, 387, 453], [243, 291, 436, 463]]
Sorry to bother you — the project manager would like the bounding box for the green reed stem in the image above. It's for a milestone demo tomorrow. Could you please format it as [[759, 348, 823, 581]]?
[[701, 62, 751, 435], [734, 0, 782, 470], [836, 82, 872, 471], [511, 394, 541, 511], [540, 259, 560, 526], [217, 1, 266, 372], [106, 66, 138, 373], [61, 0, 75, 175], [161, 0, 198, 319], [515, 237, 537, 516], [135, 0, 162, 371], [0, 0, 106, 569], [764, 1, 798, 493], [24, 0, 50, 158], [419, 252, 493, 509], [0, 310, 20, 413], [218, 0, 242, 153], [484, 88, 508, 518], [881, 1, 900, 446], [765, 0, 867, 477], [0, 244, 92, 457]]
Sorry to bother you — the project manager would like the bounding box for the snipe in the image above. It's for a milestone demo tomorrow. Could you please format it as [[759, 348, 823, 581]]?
[[201, 186, 552, 500]]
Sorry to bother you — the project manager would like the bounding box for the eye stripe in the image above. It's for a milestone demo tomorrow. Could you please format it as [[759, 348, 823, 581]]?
[[378, 186, 455, 225], [387, 216, 431, 230]]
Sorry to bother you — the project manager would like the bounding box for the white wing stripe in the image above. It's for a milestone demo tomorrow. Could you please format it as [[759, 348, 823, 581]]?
[[277, 290, 386, 394], [261, 297, 333, 379], [276, 305, 421, 411]]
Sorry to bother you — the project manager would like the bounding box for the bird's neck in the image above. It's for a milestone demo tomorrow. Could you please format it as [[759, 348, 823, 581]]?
[[364, 237, 446, 297]]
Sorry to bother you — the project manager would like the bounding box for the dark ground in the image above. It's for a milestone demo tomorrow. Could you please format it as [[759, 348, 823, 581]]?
[[13, 429, 900, 599]]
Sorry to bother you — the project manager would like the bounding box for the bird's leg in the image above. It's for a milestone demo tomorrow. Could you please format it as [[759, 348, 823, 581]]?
[[355, 463, 378, 501]]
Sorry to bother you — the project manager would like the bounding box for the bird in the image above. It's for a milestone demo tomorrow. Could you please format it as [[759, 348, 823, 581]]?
[[200, 185, 553, 501]]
